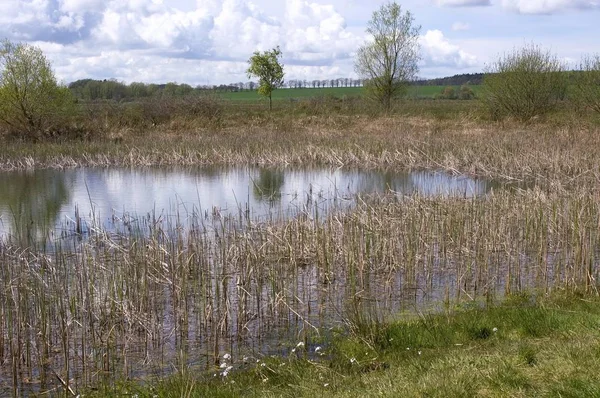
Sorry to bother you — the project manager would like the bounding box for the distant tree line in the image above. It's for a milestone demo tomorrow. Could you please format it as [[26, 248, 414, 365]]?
[[68, 79, 228, 101], [413, 73, 484, 87], [69, 75, 487, 102], [68, 78, 370, 101]]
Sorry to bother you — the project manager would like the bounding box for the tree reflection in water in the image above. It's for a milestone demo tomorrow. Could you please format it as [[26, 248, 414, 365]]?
[[0, 170, 71, 245], [252, 168, 285, 202]]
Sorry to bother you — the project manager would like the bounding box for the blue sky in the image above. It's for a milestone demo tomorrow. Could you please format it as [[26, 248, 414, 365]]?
[[0, 0, 598, 85]]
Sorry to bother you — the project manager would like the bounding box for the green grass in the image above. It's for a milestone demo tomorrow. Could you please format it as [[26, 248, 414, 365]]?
[[218, 85, 482, 101], [83, 292, 600, 397]]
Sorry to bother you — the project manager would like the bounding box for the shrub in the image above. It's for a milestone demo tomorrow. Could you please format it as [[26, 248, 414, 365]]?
[[480, 44, 567, 121], [572, 55, 600, 114], [436, 86, 457, 100], [0, 40, 75, 139], [458, 84, 475, 100]]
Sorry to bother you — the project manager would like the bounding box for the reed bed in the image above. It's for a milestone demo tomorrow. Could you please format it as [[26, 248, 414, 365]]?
[[1, 109, 600, 186], [1, 183, 600, 395]]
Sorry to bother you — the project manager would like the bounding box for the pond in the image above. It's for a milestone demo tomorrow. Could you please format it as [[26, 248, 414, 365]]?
[[1, 166, 526, 396], [0, 166, 495, 243]]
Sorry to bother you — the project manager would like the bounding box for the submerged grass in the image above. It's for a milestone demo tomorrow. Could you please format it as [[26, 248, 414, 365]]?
[[82, 292, 600, 397], [2, 184, 600, 395]]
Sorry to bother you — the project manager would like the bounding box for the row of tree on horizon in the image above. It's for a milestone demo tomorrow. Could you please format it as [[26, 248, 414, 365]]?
[[68, 73, 485, 102]]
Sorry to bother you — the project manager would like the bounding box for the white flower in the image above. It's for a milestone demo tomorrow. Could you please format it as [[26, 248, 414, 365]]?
[[220, 363, 227, 369], [223, 353, 232, 361], [493, 327, 498, 333], [350, 357, 357, 364], [418, 351, 422, 356], [324, 383, 329, 387], [221, 366, 233, 377], [296, 342, 305, 348], [315, 346, 322, 353]]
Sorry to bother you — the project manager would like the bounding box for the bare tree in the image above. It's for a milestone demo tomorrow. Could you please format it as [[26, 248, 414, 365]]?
[[355, 2, 421, 111]]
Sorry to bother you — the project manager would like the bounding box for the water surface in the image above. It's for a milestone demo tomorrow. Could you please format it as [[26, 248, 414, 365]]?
[[0, 166, 496, 242]]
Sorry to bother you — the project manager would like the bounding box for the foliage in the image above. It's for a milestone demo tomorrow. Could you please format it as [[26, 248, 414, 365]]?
[[437, 86, 456, 100], [355, 2, 421, 111], [435, 85, 476, 100], [246, 46, 285, 110], [458, 84, 475, 100], [572, 55, 600, 114], [0, 40, 75, 139], [480, 44, 567, 121], [414, 73, 485, 86]]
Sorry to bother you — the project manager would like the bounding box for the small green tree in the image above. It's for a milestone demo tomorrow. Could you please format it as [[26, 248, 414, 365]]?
[[355, 2, 421, 111], [572, 55, 600, 114], [480, 44, 567, 121], [0, 40, 74, 139], [247, 47, 285, 111]]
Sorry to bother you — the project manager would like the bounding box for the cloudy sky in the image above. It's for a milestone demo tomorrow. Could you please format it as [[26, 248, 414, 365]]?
[[1, 0, 598, 85]]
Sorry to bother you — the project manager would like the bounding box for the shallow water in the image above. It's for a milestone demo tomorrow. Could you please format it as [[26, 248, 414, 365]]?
[[0, 166, 523, 395], [0, 166, 496, 243]]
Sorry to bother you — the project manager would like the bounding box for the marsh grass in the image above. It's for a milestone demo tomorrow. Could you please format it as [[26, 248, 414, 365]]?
[[2, 182, 600, 394], [79, 291, 600, 397], [2, 99, 600, 395], [1, 103, 600, 189]]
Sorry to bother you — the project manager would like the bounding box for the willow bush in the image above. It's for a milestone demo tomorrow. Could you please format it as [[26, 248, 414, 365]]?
[[572, 55, 600, 114], [480, 44, 567, 122]]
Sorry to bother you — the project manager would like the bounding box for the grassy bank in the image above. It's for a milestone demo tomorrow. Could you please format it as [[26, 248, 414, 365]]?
[[84, 292, 600, 397]]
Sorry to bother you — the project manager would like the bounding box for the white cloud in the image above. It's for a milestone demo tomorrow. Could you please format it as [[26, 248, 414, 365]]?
[[501, 0, 600, 14], [2, 0, 598, 84], [283, 0, 360, 63], [210, 0, 280, 59], [420, 30, 478, 68], [58, 0, 107, 14], [435, 0, 491, 6], [451, 22, 470, 31]]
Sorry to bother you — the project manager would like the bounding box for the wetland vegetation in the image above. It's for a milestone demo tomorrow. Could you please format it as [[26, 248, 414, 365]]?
[[2, 27, 600, 398]]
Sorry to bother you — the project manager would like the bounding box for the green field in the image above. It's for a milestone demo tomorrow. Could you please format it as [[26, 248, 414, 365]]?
[[219, 85, 481, 101]]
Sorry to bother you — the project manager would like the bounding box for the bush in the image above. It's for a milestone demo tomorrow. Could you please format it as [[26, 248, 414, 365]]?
[[436, 86, 457, 100], [480, 44, 567, 121], [572, 55, 600, 114], [458, 84, 475, 100], [0, 40, 75, 139]]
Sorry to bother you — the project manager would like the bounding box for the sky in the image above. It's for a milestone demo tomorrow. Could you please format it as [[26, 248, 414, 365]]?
[[0, 0, 598, 85]]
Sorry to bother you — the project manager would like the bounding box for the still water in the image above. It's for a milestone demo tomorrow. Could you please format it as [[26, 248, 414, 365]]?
[[0, 166, 495, 242], [0, 166, 518, 395]]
